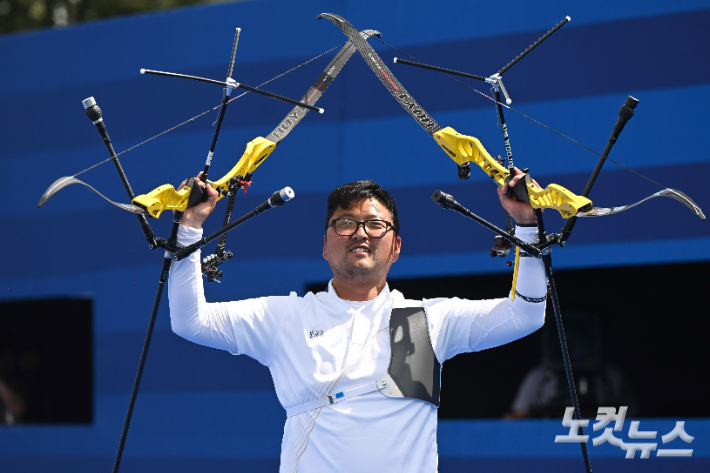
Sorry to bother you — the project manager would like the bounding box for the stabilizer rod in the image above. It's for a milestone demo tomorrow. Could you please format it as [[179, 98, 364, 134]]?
[[174, 187, 295, 261]]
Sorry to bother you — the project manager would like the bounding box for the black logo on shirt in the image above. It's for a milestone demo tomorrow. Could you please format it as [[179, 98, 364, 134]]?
[[309, 330, 324, 339]]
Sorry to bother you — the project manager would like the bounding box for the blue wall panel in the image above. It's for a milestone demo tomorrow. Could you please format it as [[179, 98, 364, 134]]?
[[1, 0, 709, 472]]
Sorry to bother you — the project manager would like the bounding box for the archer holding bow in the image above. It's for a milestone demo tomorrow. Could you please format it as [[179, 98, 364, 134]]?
[[168, 170, 547, 472]]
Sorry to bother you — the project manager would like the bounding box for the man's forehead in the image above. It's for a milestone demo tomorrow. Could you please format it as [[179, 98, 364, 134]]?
[[333, 198, 392, 220]]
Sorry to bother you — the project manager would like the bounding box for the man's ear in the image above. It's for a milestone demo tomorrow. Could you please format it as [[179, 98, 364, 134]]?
[[390, 235, 402, 263], [322, 234, 328, 260]]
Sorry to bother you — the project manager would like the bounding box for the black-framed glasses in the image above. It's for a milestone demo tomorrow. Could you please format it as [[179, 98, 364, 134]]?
[[328, 218, 393, 238]]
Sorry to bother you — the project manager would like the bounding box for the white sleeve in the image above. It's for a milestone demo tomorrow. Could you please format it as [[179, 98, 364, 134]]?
[[425, 226, 547, 361], [168, 225, 240, 352], [167, 225, 291, 366], [467, 225, 547, 352]]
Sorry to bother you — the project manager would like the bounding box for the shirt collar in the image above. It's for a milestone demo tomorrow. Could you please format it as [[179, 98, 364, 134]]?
[[326, 279, 391, 300]]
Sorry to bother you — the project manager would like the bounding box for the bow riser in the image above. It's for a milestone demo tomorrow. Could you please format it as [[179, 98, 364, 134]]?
[[132, 137, 277, 218], [435, 126, 593, 218]]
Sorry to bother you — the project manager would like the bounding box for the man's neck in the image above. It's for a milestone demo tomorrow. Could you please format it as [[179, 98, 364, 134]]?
[[331, 277, 387, 301]]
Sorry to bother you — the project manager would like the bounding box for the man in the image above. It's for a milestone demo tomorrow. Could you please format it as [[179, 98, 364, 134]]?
[[168, 174, 546, 472]]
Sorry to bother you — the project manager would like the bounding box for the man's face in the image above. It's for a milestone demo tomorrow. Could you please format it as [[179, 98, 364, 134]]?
[[323, 198, 401, 283]]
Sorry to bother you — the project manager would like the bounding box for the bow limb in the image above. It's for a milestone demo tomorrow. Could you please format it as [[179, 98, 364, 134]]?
[[38, 176, 150, 215], [37, 36, 366, 214], [577, 189, 706, 220], [318, 13, 592, 218]]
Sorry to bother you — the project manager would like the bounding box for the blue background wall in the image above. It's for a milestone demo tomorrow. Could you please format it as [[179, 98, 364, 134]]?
[[1, 0, 708, 471]]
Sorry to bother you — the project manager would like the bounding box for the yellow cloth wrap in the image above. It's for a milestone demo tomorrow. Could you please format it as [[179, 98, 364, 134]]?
[[510, 246, 521, 301]]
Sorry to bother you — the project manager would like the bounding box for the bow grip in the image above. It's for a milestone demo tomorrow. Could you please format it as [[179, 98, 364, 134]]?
[[505, 173, 531, 204], [508, 173, 594, 218], [132, 177, 203, 218]]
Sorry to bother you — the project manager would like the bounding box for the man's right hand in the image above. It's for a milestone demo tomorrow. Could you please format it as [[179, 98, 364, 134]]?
[[179, 172, 218, 229], [497, 168, 538, 225]]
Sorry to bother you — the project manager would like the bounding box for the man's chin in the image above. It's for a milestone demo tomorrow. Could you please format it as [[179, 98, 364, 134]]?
[[346, 265, 375, 276], [339, 261, 379, 277]]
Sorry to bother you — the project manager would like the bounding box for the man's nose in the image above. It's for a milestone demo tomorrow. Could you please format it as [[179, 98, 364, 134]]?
[[351, 222, 369, 238]]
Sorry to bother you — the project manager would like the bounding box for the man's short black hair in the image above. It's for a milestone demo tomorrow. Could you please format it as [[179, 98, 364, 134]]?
[[325, 180, 400, 235]]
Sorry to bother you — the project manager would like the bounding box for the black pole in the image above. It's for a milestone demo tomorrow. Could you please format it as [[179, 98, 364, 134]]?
[[82, 97, 157, 248], [582, 96, 640, 197], [534, 208, 592, 473], [431, 190, 592, 472], [216, 177, 241, 257], [497, 16, 571, 75], [200, 27, 242, 183], [201, 89, 232, 184], [112, 30, 247, 471], [394, 17, 571, 102], [490, 85, 518, 254], [226, 28, 241, 82], [431, 190, 541, 257], [393, 57, 487, 82], [492, 89, 515, 173], [111, 210, 182, 473], [559, 96, 639, 244], [140, 69, 323, 113]]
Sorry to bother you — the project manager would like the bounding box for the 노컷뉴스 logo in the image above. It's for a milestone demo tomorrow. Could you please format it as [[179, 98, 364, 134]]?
[[555, 406, 694, 458]]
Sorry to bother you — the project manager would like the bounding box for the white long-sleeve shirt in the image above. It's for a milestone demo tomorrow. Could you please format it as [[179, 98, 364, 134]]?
[[168, 225, 546, 473]]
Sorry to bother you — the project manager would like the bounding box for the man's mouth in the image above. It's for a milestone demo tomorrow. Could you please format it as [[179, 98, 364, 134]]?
[[350, 247, 370, 253]]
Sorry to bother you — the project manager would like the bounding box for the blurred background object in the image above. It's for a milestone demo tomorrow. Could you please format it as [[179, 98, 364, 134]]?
[[506, 312, 638, 419], [0, 0, 238, 37], [0, 298, 92, 424]]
